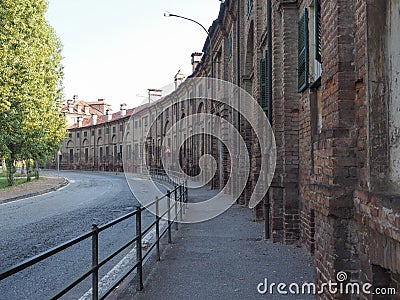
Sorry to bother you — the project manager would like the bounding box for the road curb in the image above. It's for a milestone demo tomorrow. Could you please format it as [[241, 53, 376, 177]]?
[[0, 177, 69, 205]]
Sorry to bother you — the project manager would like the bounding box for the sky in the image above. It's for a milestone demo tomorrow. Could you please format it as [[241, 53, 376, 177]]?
[[45, 0, 222, 111]]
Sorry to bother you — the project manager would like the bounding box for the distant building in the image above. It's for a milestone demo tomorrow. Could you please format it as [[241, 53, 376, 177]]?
[[61, 95, 112, 127]]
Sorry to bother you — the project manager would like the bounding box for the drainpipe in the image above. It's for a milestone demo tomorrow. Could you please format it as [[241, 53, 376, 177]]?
[[236, 0, 241, 203], [264, 0, 273, 240]]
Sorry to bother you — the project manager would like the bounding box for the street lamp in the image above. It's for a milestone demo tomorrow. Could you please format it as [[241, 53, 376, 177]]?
[[164, 12, 213, 79]]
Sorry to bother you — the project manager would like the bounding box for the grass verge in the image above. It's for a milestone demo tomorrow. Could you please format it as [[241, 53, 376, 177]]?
[[0, 175, 36, 189]]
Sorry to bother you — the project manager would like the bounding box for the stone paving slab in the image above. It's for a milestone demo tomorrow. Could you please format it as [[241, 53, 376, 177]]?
[[116, 187, 315, 300]]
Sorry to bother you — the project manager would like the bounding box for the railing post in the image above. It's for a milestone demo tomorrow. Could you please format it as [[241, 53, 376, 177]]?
[[91, 224, 99, 300], [167, 191, 172, 244], [185, 180, 188, 208], [174, 188, 178, 230], [155, 197, 160, 261], [179, 184, 183, 221], [135, 206, 143, 291]]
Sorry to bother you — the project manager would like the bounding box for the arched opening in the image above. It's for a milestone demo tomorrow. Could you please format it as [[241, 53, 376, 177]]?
[[67, 140, 74, 164], [163, 120, 171, 170]]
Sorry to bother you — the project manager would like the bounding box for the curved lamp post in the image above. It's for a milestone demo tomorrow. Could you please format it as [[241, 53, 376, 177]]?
[[164, 12, 213, 79]]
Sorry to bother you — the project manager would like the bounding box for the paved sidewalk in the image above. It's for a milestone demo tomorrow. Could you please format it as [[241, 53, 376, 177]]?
[[117, 187, 314, 300], [0, 173, 68, 204]]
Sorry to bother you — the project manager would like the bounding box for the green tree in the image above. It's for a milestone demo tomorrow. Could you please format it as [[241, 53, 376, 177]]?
[[0, 0, 65, 185]]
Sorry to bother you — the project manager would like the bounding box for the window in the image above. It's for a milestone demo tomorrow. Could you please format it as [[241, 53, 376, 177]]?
[[99, 147, 103, 160], [119, 145, 123, 160], [68, 133, 72, 138], [106, 146, 109, 159], [69, 149, 73, 163], [139, 119, 141, 127], [85, 148, 88, 162], [127, 122, 130, 130], [216, 52, 222, 90], [198, 84, 203, 97], [259, 49, 271, 112], [190, 92, 194, 106], [77, 132, 80, 138], [227, 31, 233, 60], [98, 129, 102, 135], [120, 124, 123, 132], [126, 144, 132, 160], [174, 103, 178, 118], [165, 108, 170, 119], [135, 120, 138, 128], [106, 127, 109, 134], [134, 144, 139, 159], [91, 130, 95, 136], [144, 116, 148, 127], [112, 126, 116, 134], [181, 100, 185, 111], [114, 145, 117, 161], [84, 131, 88, 138], [299, 2, 322, 91], [298, 9, 309, 92], [247, 0, 253, 17]]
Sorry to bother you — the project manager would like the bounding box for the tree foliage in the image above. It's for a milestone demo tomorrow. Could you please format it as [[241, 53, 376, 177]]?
[[0, 0, 66, 185]]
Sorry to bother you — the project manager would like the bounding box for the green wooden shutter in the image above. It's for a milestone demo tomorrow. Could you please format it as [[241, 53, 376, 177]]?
[[298, 9, 309, 92], [260, 57, 266, 109], [227, 32, 232, 60], [314, 0, 321, 62], [260, 50, 271, 112]]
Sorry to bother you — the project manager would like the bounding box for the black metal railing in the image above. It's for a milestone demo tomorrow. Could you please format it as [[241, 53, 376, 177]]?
[[0, 171, 188, 300]]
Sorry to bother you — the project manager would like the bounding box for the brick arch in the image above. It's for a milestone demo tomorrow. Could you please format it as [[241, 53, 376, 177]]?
[[163, 120, 170, 137], [197, 101, 204, 113], [125, 132, 131, 142]]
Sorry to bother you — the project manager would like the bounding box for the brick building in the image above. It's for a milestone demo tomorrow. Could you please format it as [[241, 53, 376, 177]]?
[[61, 0, 400, 297], [60, 95, 112, 127]]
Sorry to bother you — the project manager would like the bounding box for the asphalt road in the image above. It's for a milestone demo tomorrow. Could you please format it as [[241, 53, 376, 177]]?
[[0, 171, 161, 300]]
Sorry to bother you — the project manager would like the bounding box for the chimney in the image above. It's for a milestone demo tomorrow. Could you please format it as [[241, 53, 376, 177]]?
[[91, 114, 98, 125], [77, 105, 82, 114], [191, 52, 202, 73], [84, 105, 90, 115], [68, 104, 74, 113], [120, 103, 127, 117], [77, 117, 82, 128], [106, 109, 112, 121], [73, 95, 79, 102], [174, 70, 185, 90]]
